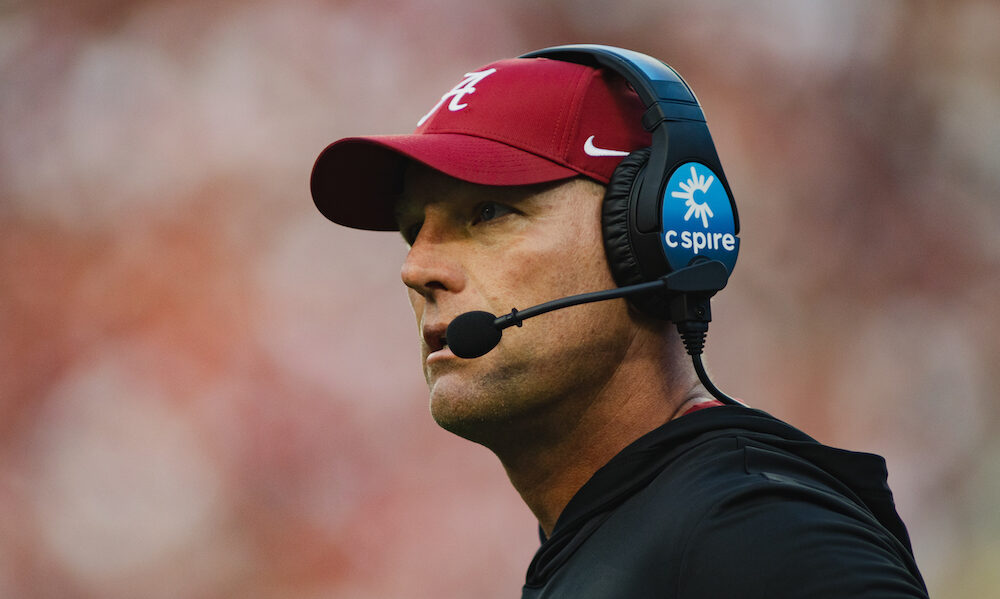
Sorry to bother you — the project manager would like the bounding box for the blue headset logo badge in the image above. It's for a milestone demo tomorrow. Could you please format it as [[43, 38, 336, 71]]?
[[661, 162, 739, 273]]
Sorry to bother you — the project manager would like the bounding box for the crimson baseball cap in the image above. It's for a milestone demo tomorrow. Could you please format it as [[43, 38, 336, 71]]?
[[310, 56, 651, 231]]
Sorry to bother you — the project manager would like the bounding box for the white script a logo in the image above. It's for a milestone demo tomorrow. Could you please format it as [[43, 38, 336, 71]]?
[[417, 68, 498, 127], [670, 166, 715, 228]]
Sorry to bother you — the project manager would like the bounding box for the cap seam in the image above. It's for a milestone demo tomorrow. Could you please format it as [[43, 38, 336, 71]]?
[[558, 66, 592, 160]]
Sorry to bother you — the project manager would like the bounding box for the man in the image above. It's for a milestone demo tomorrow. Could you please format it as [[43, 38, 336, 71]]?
[[311, 47, 928, 598]]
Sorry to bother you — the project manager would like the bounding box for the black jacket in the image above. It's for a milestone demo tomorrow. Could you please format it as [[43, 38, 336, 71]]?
[[521, 406, 928, 598]]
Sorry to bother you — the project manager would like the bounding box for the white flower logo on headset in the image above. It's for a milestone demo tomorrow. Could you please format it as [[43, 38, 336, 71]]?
[[670, 166, 715, 228]]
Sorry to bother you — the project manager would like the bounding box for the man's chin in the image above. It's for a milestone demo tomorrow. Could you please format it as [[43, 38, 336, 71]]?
[[429, 384, 486, 435], [426, 376, 515, 446]]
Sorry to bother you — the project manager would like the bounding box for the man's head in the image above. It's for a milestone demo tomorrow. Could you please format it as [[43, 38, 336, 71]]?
[[310, 47, 741, 447], [311, 54, 672, 444]]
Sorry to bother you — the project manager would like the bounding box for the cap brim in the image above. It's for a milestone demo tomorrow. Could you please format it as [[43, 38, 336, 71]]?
[[310, 134, 580, 231]]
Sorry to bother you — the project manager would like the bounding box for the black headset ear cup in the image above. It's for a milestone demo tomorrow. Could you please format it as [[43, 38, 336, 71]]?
[[602, 147, 673, 319], [602, 148, 650, 290]]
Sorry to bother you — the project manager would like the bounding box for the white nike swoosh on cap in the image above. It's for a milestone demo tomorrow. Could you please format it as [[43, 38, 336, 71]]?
[[583, 135, 629, 157]]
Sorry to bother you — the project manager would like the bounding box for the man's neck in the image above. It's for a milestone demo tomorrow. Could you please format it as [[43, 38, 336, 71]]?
[[490, 361, 709, 536]]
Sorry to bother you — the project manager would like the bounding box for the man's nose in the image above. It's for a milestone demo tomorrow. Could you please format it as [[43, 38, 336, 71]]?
[[400, 226, 465, 298]]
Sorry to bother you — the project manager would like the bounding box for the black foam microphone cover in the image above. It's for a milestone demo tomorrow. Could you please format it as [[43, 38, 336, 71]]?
[[446, 311, 502, 359]]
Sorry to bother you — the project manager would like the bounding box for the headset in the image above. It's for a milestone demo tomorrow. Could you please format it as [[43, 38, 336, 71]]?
[[520, 44, 740, 318], [448, 45, 742, 404]]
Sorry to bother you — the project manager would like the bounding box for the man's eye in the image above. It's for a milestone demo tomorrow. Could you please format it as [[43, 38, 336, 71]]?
[[473, 202, 512, 225]]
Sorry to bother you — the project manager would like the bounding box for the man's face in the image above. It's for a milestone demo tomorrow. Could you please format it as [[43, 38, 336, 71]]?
[[394, 164, 638, 446]]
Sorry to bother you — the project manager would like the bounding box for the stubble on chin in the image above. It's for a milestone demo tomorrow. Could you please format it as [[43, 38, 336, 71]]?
[[424, 361, 526, 445]]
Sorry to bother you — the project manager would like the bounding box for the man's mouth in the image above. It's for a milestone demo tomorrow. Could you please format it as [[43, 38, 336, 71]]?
[[423, 324, 450, 355]]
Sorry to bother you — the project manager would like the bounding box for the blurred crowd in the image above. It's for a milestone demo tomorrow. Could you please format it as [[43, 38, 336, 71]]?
[[1, 1, 998, 597]]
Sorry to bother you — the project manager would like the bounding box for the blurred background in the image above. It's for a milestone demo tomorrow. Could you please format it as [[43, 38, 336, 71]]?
[[1, 0, 998, 597]]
